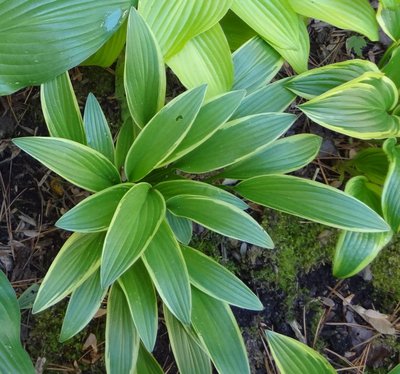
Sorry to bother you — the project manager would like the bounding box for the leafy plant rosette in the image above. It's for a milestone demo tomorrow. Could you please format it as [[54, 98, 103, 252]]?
[[10, 8, 392, 373]]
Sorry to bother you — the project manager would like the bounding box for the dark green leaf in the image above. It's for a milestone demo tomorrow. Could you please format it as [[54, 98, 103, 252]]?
[[135, 344, 164, 374], [115, 117, 135, 171], [166, 211, 193, 245], [0, 0, 131, 95]]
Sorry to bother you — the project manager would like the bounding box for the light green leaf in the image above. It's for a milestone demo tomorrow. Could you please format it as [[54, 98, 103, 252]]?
[[182, 246, 263, 310], [382, 138, 400, 232], [232, 36, 283, 93], [0, 270, 35, 374], [220, 134, 322, 179], [234, 175, 390, 232], [125, 7, 166, 128], [60, 270, 107, 342], [388, 363, 400, 374], [265, 330, 336, 374], [231, 0, 309, 73], [139, 0, 233, 59], [40, 72, 85, 144], [82, 20, 127, 67], [155, 179, 248, 210], [135, 345, 164, 374], [118, 260, 158, 352], [285, 59, 380, 99], [333, 176, 392, 278], [220, 10, 256, 51], [192, 288, 250, 374], [115, 117, 135, 171], [0, 0, 131, 95], [167, 24, 233, 100], [101, 183, 165, 287], [175, 113, 296, 173], [125, 85, 206, 181], [106, 283, 140, 374], [83, 93, 115, 163], [289, 0, 379, 41], [161, 90, 245, 165], [164, 305, 212, 374], [33, 232, 105, 313], [231, 79, 296, 120], [382, 45, 400, 88], [142, 220, 191, 325], [13, 137, 120, 192], [166, 211, 193, 245], [56, 183, 132, 233], [378, 1, 400, 41], [299, 72, 400, 139], [167, 195, 273, 248]]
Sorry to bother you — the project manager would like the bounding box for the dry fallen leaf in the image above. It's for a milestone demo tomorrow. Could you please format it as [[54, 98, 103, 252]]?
[[352, 305, 396, 335]]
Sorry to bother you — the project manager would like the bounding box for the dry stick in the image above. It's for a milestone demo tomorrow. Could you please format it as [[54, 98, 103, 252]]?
[[325, 348, 356, 369]]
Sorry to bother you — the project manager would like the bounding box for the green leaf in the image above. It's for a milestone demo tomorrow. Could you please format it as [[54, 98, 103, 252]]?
[[265, 330, 336, 374], [125, 85, 206, 181], [139, 0, 233, 59], [220, 10, 256, 51], [377, 1, 400, 41], [101, 183, 165, 287], [83, 93, 115, 163], [106, 283, 140, 374], [118, 260, 158, 352], [220, 134, 322, 179], [125, 8, 166, 128], [235, 175, 390, 232], [18, 283, 39, 310], [155, 179, 248, 210], [115, 117, 135, 171], [346, 148, 389, 185], [167, 195, 273, 248], [0, 0, 131, 95], [60, 270, 107, 342], [13, 137, 121, 192], [135, 345, 164, 374], [288, 0, 379, 41], [382, 138, 400, 232], [0, 270, 35, 374], [164, 305, 212, 374], [166, 211, 193, 245], [231, 0, 309, 73], [40, 72, 86, 144], [192, 288, 250, 374], [333, 176, 392, 278], [33, 232, 105, 313], [167, 24, 234, 100], [299, 72, 400, 139], [175, 113, 296, 173], [82, 20, 127, 67], [142, 220, 191, 325], [162, 90, 245, 165], [232, 36, 283, 93], [382, 45, 400, 88], [182, 246, 263, 310], [285, 59, 379, 99], [231, 78, 296, 120], [388, 364, 400, 374], [56, 183, 133, 233], [346, 36, 367, 57]]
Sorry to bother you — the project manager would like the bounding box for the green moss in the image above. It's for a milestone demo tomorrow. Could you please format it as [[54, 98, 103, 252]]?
[[371, 233, 400, 311], [26, 302, 105, 371]]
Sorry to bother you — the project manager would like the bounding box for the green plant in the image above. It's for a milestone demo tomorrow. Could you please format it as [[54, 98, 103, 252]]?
[[3, 0, 400, 371]]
